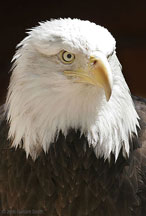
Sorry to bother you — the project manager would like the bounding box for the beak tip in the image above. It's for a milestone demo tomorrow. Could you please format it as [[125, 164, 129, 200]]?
[[105, 87, 112, 102]]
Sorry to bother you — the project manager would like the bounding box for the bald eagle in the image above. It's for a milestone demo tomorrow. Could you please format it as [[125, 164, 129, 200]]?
[[0, 18, 146, 216]]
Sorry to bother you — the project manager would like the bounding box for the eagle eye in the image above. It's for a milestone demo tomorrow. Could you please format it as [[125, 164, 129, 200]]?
[[60, 50, 75, 64]]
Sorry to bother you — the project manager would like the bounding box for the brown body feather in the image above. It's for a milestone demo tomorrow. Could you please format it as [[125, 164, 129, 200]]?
[[0, 96, 146, 216]]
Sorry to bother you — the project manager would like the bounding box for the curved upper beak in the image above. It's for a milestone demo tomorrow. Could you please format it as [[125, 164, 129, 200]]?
[[64, 52, 113, 101], [88, 53, 113, 101]]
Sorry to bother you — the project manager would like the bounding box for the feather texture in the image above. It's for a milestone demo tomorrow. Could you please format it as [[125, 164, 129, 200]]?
[[0, 96, 146, 216], [0, 18, 145, 215]]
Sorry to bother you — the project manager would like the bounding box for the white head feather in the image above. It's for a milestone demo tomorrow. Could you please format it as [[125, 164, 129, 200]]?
[[6, 18, 139, 160]]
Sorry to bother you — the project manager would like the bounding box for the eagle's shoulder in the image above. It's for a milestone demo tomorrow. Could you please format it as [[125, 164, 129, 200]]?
[[133, 95, 146, 148], [0, 104, 8, 149], [0, 104, 5, 126], [130, 96, 146, 213], [133, 95, 146, 120]]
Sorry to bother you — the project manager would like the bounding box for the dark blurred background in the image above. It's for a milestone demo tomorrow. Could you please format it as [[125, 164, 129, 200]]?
[[0, 0, 146, 105]]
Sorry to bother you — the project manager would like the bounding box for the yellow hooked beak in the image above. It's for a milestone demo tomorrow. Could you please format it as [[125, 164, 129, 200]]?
[[64, 52, 113, 101]]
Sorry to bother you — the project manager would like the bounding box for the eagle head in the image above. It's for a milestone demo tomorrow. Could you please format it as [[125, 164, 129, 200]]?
[[6, 18, 139, 160]]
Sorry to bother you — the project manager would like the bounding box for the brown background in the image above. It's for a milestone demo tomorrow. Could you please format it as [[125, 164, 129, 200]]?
[[0, 0, 146, 105]]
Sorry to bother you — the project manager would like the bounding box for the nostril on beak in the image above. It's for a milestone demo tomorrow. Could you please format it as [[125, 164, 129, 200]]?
[[93, 60, 97, 65], [89, 56, 98, 67]]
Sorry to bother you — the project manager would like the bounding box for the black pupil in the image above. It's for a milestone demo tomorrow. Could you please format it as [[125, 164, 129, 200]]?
[[67, 54, 72, 59]]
